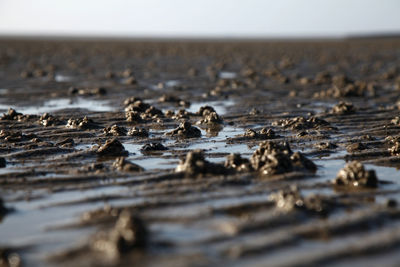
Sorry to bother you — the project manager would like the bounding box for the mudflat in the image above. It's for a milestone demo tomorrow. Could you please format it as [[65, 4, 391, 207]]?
[[1, 38, 400, 266]]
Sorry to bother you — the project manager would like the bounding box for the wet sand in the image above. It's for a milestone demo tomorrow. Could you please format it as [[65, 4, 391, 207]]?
[[1, 38, 400, 266]]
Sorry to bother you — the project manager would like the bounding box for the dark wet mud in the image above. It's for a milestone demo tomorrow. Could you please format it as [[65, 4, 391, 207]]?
[[1, 38, 400, 266]]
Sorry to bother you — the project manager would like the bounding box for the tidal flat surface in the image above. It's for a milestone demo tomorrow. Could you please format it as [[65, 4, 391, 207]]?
[[0, 39, 400, 266]]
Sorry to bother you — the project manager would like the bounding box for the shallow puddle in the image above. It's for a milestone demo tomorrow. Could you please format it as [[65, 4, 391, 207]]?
[[0, 97, 115, 114]]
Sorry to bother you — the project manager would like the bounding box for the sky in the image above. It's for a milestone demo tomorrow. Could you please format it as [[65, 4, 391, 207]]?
[[0, 0, 399, 38]]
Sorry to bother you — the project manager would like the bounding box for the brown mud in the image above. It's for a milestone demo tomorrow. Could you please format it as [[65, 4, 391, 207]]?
[[1, 38, 400, 266]]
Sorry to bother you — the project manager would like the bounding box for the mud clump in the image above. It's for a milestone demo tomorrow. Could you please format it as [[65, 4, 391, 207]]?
[[224, 153, 253, 172], [166, 109, 193, 120], [91, 210, 147, 258], [1, 108, 33, 121], [250, 141, 316, 176], [124, 98, 163, 120], [125, 111, 143, 123], [333, 161, 378, 188], [331, 101, 356, 115], [165, 121, 201, 138], [1, 108, 21, 120], [290, 152, 317, 172], [68, 87, 107, 96], [66, 116, 98, 130], [391, 116, 400, 126], [195, 105, 223, 125], [127, 127, 149, 137], [197, 106, 216, 117], [158, 94, 190, 107], [78, 163, 107, 174], [243, 128, 277, 139], [197, 111, 223, 125], [0, 130, 36, 142], [315, 142, 338, 150], [269, 186, 335, 216], [272, 116, 333, 131], [0, 248, 21, 267], [97, 139, 128, 157], [388, 142, 400, 155], [39, 113, 62, 127], [103, 125, 127, 136], [176, 150, 230, 176], [346, 142, 368, 153], [140, 143, 168, 152], [112, 157, 144, 172], [314, 80, 374, 98]]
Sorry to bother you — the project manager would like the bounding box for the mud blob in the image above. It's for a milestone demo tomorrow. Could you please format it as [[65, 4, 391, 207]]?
[[315, 142, 338, 150], [68, 87, 107, 96], [97, 139, 128, 157], [127, 127, 149, 137], [269, 186, 334, 216], [346, 142, 368, 153], [176, 150, 229, 176], [1, 108, 33, 121], [314, 77, 373, 98], [224, 153, 253, 172], [103, 125, 127, 136], [38, 113, 61, 127], [272, 116, 332, 131], [331, 101, 356, 115], [91, 210, 147, 258], [165, 121, 201, 138], [125, 111, 143, 123], [388, 142, 400, 155], [112, 157, 144, 172], [196, 106, 217, 117], [66, 116, 97, 130], [197, 111, 223, 125], [333, 161, 378, 188], [0, 248, 21, 267], [250, 141, 316, 176], [124, 98, 163, 120], [243, 128, 276, 139], [158, 94, 190, 107], [0, 130, 36, 142], [78, 163, 107, 174], [140, 143, 168, 152]]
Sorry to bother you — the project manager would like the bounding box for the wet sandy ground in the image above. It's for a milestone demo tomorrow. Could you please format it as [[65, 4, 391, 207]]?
[[1, 38, 400, 266]]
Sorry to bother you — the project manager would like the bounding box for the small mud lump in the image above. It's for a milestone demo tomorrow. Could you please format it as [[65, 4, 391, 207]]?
[[97, 139, 128, 157], [269, 186, 335, 216], [197, 111, 223, 125], [176, 150, 229, 176], [66, 116, 97, 130], [333, 161, 378, 188], [91, 210, 147, 258], [127, 127, 149, 137], [103, 125, 127, 136], [331, 101, 356, 115], [140, 143, 168, 152], [165, 121, 201, 138], [224, 153, 253, 172], [112, 157, 144, 172], [250, 141, 316, 176]]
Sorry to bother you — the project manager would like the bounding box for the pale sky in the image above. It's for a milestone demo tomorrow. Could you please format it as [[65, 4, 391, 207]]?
[[0, 0, 399, 38]]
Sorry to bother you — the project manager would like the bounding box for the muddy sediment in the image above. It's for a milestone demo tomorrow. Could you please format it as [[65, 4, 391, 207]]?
[[1, 38, 400, 266]]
